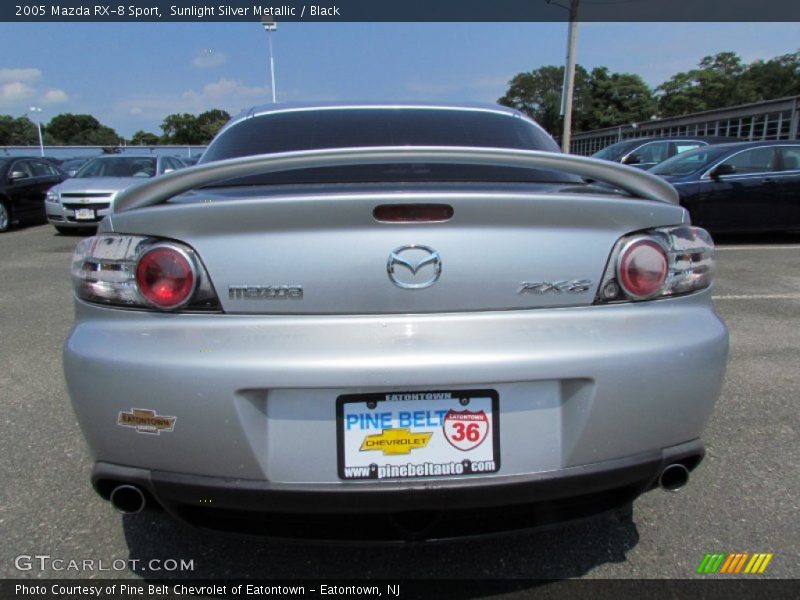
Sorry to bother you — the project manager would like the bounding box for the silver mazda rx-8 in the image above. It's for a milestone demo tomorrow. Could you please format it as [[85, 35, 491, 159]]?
[[64, 104, 729, 541]]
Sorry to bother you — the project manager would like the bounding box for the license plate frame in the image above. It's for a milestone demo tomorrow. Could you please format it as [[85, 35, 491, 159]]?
[[336, 389, 500, 481]]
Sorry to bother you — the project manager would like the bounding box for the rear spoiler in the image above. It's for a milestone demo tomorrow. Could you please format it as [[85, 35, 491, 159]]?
[[113, 146, 679, 213]]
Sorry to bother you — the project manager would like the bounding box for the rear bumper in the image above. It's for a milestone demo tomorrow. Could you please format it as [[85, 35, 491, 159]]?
[[92, 439, 703, 541], [65, 290, 728, 481], [66, 290, 727, 539]]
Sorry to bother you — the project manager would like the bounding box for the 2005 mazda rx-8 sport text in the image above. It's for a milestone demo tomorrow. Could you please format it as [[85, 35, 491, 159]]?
[[64, 104, 729, 541]]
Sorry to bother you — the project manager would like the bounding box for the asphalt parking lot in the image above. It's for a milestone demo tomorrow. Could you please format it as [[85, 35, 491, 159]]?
[[1, 224, 798, 583]]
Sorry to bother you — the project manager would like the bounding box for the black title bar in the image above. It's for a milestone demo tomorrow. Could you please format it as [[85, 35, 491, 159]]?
[[4, 0, 800, 22], [4, 579, 800, 600]]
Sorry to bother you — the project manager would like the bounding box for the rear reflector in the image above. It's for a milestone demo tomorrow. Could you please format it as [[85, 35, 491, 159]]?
[[373, 204, 454, 223]]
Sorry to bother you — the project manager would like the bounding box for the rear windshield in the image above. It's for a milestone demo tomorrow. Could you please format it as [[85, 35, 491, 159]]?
[[200, 108, 580, 185]]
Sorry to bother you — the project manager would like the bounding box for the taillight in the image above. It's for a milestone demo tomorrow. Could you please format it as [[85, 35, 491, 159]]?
[[596, 225, 715, 304], [136, 246, 196, 309], [617, 238, 668, 299], [71, 235, 220, 312]]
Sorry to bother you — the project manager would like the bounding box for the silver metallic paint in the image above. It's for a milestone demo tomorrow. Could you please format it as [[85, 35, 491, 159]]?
[[64, 290, 727, 482], [64, 110, 725, 513], [105, 191, 687, 314]]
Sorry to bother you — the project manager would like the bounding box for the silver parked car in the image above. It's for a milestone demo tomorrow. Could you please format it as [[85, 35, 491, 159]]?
[[46, 154, 186, 233], [65, 104, 728, 541]]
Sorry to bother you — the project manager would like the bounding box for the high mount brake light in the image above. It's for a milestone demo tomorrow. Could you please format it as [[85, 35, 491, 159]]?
[[71, 235, 220, 312], [373, 204, 454, 222], [596, 225, 715, 304]]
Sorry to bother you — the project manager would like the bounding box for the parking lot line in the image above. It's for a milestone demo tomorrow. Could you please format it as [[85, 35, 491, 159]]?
[[713, 294, 800, 300], [716, 245, 800, 251]]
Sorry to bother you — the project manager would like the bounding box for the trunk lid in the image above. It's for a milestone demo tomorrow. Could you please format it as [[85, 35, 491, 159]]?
[[109, 184, 687, 314]]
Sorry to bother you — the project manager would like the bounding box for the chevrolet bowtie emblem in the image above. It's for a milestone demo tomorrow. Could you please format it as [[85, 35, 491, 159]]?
[[359, 428, 433, 455]]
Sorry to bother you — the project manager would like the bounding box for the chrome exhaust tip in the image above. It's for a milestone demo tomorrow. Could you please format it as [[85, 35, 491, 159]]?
[[109, 484, 146, 514], [659, 463, 690, 492]]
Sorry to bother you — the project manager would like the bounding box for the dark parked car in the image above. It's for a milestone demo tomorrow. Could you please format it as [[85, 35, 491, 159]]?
[[592, 137, 731, 170], [0, 156, 67, 232], [650, 140, 800, 233]]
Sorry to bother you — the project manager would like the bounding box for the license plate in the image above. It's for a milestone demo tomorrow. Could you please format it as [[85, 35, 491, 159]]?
[[337, 389, 500, 480], [74, 208, 95, 220]]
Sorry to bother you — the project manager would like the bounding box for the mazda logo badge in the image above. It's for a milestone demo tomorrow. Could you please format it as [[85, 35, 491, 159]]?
[[387, 245, 442, 289]]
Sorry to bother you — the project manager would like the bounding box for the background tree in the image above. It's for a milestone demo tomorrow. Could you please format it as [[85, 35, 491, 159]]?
[[586, 67, 657, 128], [741, 51, 800, 101], [159, 113, 202, 144], [196, 109, 230, 142], [500, 50, 800, 134], [46, 113, 119, 145], [656, 52, 755, 117], [159, 109, 230, 145], [0, 115, 39, 145], [130, 130, 160, 145], [498, 65, 592, 134], [498, 64, 656, 135]]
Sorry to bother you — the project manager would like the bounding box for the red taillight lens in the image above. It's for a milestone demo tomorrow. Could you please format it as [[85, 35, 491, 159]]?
[[617, 239, 668, 299], [135, 246, 196, 309]]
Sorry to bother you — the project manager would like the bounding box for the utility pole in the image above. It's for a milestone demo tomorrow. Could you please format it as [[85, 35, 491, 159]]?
[[559, 0, 579, 153], [29, 106, 44, 156], [261, 16, 277, 103]]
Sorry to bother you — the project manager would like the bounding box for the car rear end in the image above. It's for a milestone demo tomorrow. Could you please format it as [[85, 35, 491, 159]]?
[[63, 107, 728, 541]]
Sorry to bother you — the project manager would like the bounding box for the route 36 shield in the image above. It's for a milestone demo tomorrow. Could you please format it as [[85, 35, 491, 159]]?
[[442, 409, 490, 451]]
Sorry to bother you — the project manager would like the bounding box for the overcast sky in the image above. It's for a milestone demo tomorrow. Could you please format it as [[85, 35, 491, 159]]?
[[1, 21, 798, 137]]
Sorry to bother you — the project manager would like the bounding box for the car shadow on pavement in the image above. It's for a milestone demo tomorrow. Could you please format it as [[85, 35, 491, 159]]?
[[121, 507, 639, 588]]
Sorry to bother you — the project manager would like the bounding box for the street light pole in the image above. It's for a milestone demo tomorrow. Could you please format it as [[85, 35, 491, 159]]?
[[559, 0, 580, 153], [29, 106, 44, 156], [261, 16, 277, 103]]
